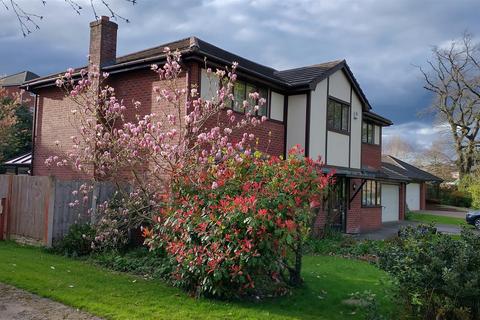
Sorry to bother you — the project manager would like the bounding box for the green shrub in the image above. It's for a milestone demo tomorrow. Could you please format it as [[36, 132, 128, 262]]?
[[467, 181, 480, 209], [92, 247, 170, 279], [54, 223, 96, 257], [378, 225, 480, 320], [305, 233, 385, 259], [439, 188, 472, 208]]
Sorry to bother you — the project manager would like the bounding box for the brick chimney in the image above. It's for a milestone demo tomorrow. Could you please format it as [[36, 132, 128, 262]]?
[[89, 16, 118, 67]]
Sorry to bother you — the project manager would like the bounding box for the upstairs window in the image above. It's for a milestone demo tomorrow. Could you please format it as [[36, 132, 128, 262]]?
[[362, 180, 381, 207], [327, 98, 350, 133], [362, 122, 379, 144], [232, 81, 268, 117]]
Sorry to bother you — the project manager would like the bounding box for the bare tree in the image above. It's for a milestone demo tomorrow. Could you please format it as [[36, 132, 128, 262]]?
[[383, 135, 416, 160], [420, 33, 480, 177], [1, 0, 137, 37], [418, 139, 456, 181]]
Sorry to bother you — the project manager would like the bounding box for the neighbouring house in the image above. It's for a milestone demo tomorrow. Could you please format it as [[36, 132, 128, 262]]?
[[2, 153, 32, 175], [23, 16, 408, 234], [382, 155, 443, 211], [0, 71, 39, 110]]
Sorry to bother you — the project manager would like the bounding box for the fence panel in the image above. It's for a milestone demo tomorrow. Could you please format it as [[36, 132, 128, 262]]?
[[0, 175, 9, 198], [9, 176, 53, 243], [51, 181, 120, 243], [52, 180, 91, 243], [0, 175, 121, 246]]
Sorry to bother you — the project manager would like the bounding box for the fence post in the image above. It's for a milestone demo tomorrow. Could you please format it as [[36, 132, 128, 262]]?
[[5, 175, 13, 240], [0, 198, 5, 241], [45, 176, 56, 247]]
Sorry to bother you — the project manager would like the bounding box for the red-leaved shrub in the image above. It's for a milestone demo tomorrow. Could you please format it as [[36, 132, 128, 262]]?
[[144, 146, 333, 298]]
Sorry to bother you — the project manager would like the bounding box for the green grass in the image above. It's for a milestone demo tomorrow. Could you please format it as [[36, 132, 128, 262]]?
[[0, 241, 396, 320], [406, 211, 467, 226]]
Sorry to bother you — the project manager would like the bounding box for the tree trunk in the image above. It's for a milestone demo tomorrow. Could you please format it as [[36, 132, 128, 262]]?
[[289, 237, 303, 287]]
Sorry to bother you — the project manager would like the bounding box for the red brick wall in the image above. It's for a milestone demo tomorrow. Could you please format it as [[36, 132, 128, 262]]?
[[33, 87, 91, 179], [361, 143, 381, 170], [311, 178, 384, 235], [33, 67, 188, 180], [346, 179, 382, 233], [347, 179, 362, 233], [313, 206, 327, 236], [399, 183, 406, 220], [33, 61, 285, 179]]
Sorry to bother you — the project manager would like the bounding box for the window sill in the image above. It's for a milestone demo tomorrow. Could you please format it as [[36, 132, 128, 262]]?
[[228, 108, 269, 120], [328, 128, 350, 136], [361, 205, 382, 208], [361, 142, 380, 146]]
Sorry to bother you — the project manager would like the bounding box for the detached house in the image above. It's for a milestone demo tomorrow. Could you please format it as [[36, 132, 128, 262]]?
[[0, 71, 39, 110], [23, 17, 407, 234]]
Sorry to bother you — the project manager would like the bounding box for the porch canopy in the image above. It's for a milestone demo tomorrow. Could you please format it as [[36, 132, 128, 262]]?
[[3, 153, 32, 174]]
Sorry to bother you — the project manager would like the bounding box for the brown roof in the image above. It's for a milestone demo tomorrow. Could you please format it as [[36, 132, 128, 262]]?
[[22, 36, 375, 110], [382, 156, 443, 182]]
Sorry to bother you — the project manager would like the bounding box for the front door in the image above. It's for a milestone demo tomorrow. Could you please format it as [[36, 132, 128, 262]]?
[[326, 177, 348, 232]]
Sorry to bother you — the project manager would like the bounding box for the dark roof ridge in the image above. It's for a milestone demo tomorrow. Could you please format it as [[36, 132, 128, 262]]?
[[115, 36, 195, 62], [194, 38, 278, 73], [277, 59, 345, 73]]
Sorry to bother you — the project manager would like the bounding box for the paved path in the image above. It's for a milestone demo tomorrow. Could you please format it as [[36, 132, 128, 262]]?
[[0, 283, 101, 320]]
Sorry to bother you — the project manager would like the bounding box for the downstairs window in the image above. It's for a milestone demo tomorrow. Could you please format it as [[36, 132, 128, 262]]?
[[361, 180, 381, 206]]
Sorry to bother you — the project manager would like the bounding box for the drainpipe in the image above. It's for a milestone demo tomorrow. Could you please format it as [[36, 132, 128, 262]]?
[[30, 92, 38, 175]]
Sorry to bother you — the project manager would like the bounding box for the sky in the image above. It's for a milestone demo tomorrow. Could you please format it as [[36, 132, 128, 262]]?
[[1, 0, 479, 152]]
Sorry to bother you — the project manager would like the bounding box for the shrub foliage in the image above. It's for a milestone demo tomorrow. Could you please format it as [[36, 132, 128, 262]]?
[[378, 225, 480, 320], [54, 223, 96, 257], [144, 148, 333, 298]]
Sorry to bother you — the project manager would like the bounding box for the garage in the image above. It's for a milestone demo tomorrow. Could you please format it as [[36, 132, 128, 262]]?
[[381, 184, 399, 222], [406, 183, 421, 211]]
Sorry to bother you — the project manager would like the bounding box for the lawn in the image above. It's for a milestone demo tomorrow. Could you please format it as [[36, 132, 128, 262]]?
[[0, 241, 396, 320], [406, 211, 468, 226]]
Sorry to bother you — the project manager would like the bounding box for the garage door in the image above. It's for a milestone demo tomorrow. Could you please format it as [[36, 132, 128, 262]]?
[[381, 184, 399, 222], [406, 183, 420, 211]]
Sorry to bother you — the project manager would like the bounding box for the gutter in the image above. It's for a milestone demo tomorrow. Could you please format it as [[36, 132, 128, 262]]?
[[31, 94, 38, 175]]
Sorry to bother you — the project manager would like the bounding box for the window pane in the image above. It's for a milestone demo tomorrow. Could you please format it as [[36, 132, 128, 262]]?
[[362, 184, 366, 205], [376, 182, 381, 206], [246, 83, 256, 114], [334, 102, 342, 130], [364, 181, 369, 206], [371, 181, 376, 205], [233, 81, 246, 112], [327, 100, 335, 128], [362, 122, 368, 142], [370, 124, 375, 143], [257, 87, 268, 116], [342, 105, 349, 131]]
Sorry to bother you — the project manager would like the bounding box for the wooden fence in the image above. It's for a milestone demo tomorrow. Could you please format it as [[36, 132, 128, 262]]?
[[0, 175, 117, 246]]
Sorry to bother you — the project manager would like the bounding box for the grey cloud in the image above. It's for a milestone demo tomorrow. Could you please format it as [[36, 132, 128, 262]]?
[[1, 0, 479, 134]]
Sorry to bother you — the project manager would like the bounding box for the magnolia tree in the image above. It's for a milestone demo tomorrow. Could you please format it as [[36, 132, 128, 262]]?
[[49, 48, 334, 298]]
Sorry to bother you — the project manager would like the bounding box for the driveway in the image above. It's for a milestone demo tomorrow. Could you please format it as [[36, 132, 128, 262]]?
[[354, 220, 477, 241], [0, 283, 101, 320], [413, 209, 467, 219]]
